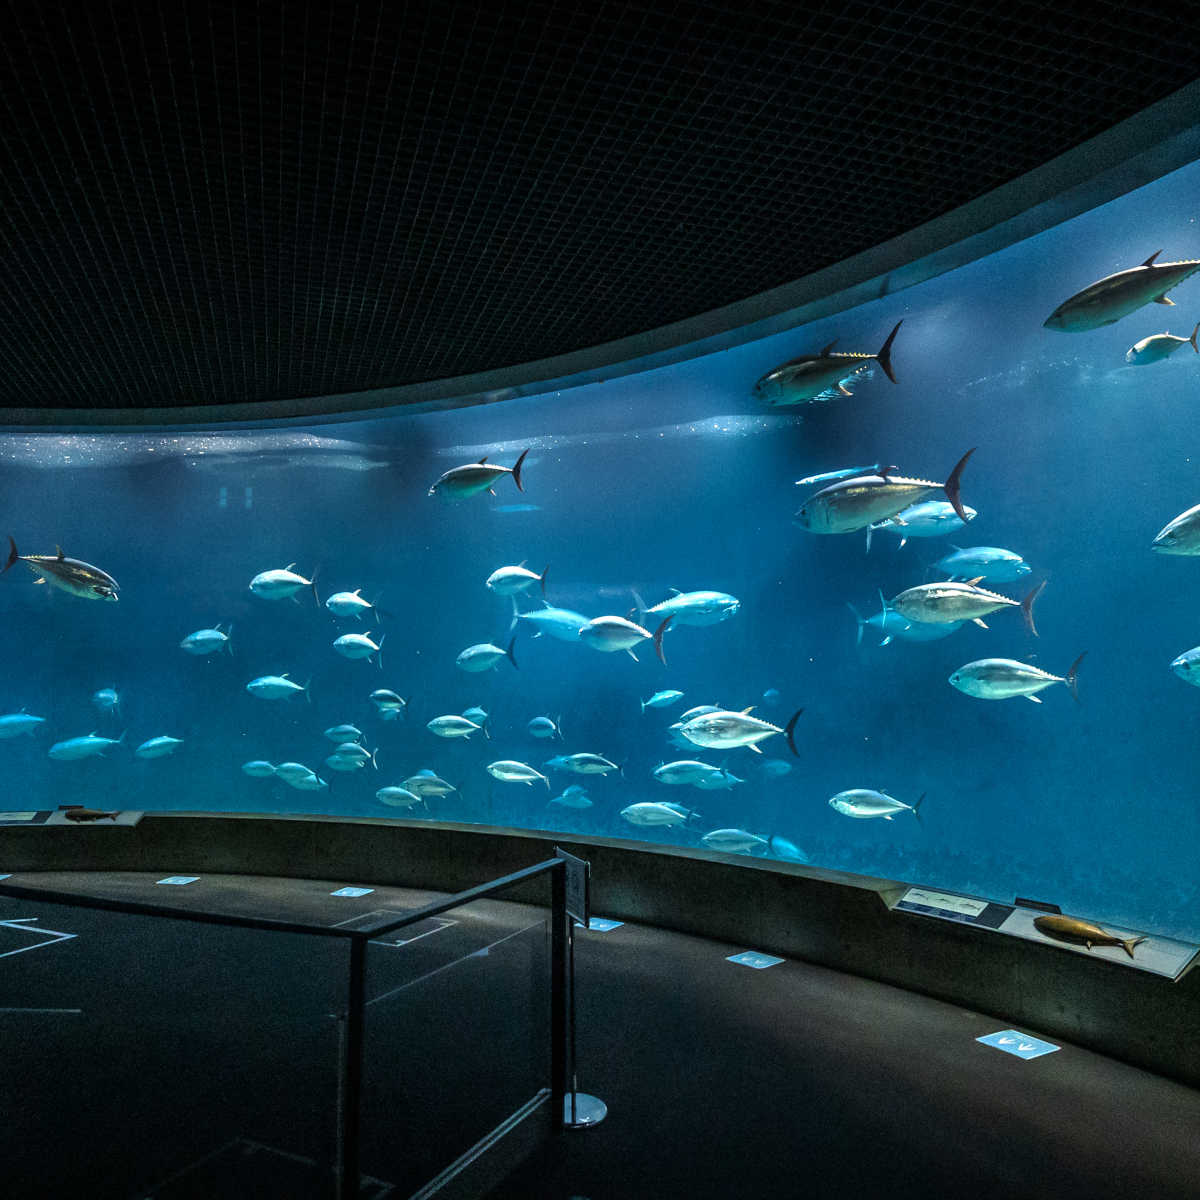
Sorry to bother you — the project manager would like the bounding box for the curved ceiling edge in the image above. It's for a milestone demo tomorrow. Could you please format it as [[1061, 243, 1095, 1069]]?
[[4, 79, 1199, 432]]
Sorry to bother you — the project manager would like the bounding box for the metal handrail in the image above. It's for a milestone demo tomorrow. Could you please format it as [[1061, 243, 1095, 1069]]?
[[0, 855, 574, 1200]]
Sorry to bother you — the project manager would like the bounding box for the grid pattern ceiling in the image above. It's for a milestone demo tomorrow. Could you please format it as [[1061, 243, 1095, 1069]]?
[[0, 1, 1197, 412]]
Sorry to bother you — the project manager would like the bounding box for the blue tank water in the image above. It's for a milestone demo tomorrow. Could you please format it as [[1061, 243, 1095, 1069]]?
[[2, 156, 1199, 940]]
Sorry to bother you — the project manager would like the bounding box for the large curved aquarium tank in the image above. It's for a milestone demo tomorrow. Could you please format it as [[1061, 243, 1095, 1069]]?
[[5, 154, 1200, 943]]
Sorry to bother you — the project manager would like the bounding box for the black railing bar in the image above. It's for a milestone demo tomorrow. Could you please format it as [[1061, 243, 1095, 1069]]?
[[365, 919, 546, 1009], [0, 881, 353, 939], [357, 858, 564, 941]]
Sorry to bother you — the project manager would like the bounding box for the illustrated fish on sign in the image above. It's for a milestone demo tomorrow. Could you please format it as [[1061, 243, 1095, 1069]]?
[[949, 654, 1085, 703], [1033, 913, 1146, 958], [754, 321, 902, 406], [1151, 503, 1200, 555], [429, 449, 529, 499], [1125, 323, 1199, 364], [1044, 251, 1200, 331], [3, 537, 119, 601], [794, 450, 974, 536]]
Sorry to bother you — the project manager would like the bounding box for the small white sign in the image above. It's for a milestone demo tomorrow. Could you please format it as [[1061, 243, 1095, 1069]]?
[[727, 951, 785, 970], [331, 887, 375, 898], [0, 812, 37, 823], [156, 876, 200, 886], [903, 888, 987, 917], [575, 917, 623, 932]]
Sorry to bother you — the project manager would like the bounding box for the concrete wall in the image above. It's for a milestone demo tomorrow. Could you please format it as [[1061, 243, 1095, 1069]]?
[[2, 812, 1196, 1089]]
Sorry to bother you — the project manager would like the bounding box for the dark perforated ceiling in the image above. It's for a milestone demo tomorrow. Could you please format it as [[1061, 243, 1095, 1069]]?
[[0, 1, 1198, 414]]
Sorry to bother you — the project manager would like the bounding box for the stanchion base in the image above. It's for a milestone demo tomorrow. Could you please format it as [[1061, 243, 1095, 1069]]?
[[563, 1092, 607, 1129]]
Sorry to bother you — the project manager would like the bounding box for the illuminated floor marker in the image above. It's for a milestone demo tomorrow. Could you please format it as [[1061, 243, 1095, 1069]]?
[[977, 1030, 1060, 1060], [727, 951, 785, 969], [156, 876, 200, 886], [0, 918, 77, 959], [330, 886, 374, 897], [575, 917, 623, 931]]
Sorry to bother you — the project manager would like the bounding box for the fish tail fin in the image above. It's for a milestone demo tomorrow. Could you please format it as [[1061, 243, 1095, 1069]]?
[[640, 697, 646, 712], [784, 708, 804, 758], [506, 635, 519, 670], [913, 793, 925, 825], [512, 448, 529, 492], [1066, 651, 1086, 703], [539, 565, 548, 598], [943, 447, 975, 524], [482, 723, 492, 741], [1191, 323, 1199, 353], [310, 567, 320, 608], [846, 603, 865, 646], [116, 730, 126, 746], [508, 595, 520, 636], [376, 634, 385, 670], [3, 536, 17, 574], [1122, 935, 1147, 959], [653, 616, 673, 666], [370, 746, 379, 771], [864, 524, 873, 554], [555, 714, 563, 741], [302, 677, 312, 703], [632, 589, 648, 619], [1021, 580, 1046, 637], [226, 624, 234, 656], [875, 319, 902, 384]]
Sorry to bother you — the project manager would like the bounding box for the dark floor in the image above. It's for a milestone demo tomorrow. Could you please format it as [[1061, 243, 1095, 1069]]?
[[3, 871, 1199, 1200]]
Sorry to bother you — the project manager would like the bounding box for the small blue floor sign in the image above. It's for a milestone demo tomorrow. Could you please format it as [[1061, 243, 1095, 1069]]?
[[331, 887, 374, 897], [156, 876, 200, 886], [977, 1030, 1060, 1060], [727, 951, 785, 969]]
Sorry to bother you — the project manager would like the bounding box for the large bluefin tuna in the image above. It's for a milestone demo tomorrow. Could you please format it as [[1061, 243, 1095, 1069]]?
[[1044, 251, 1200, 331], [1152, 503, 1200, 555], [680, 707, 803, 756], [949, 654, 1085, 703], [3, 537, 119, 601], [180, 624, 233, 655], [867, 501, 976, 550], [456, 638, 518, 672], [794, 450, 974, 536], [633, 589, 740, 627], [890, 579, 1044, 635], [700, 828, 767, 853], [48, 732, 125, 761], [515, 603, 591, 642], [933, 545, 1031, 583], [754, 321, 901, 406], [487, 760, 550, 788], [429, 450, 529, 499], [828, 789, 923, 821], [249, 564, 319, 604], [620, 802, 694, 827], [578, 615, 672, 664]]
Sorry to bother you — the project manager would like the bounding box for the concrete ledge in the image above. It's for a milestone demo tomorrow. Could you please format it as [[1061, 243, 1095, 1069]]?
[[3, 812, 1196, 1090]]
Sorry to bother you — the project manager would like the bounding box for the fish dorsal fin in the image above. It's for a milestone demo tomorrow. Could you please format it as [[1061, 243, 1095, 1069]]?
[[518, 560, 527, 568], [477, 456, 488, 464], [965, 576, 985, 586], [56, 546, 64, 560], [281, 672, 290, 679], [819, 339, 838, 355], [1142, 249, 1162, 268], [741, 705, 755, 715], [353, 588, 361, 596], [88, 730, 97, 737], [284, 562, 295, 571], [668, 587, 682, 596]]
